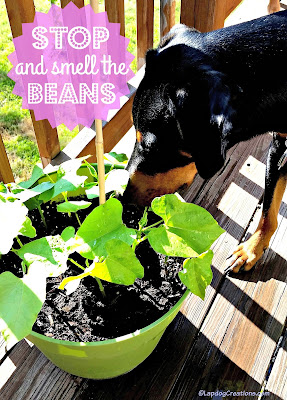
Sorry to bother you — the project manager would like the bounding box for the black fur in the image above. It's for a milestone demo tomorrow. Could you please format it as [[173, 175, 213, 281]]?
[[127, 10, 287, 188]]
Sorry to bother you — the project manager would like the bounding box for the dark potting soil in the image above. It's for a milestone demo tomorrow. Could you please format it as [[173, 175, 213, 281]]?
[[2, 198, 186, 342]]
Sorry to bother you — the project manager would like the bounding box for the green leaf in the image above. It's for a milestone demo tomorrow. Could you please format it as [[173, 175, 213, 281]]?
[[148, 194, 224, 257], [148, 226, 199, 258], [0, 182, 7, 193], [19, 217, 36, 238], [6, 196, 17, 202], [75, 198, 136, 259], [83, 160, 98, 179], [179, 250, 213, 300], [24, 196, 43, 211], [91, 239, 144, 285], [19, 165, 45, 189], [39, 179, 81, 202], [86, 169, 129, 198], [0, 263, 46, 348], [17, 235, 71, 277], [30, 181, 54, 194], [17, 237, 56, 265], [61, 226, 75, 242], [104, 152, 128, 164], [0, 200, 28, 255], [60, 239, 144, 289], [12, 182, 54, 206], [57, 200, 91, 213], [0, 182, 52, 205], [39, 158, 88, 202]]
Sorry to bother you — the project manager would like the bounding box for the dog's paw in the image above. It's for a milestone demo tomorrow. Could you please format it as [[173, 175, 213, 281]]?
[[267, 4, 281, 14], [224, 233, 267, 274]]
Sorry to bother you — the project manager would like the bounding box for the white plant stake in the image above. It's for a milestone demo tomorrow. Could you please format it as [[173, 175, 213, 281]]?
[[95, 119, 106, 205], [90, 1, 106, 205]]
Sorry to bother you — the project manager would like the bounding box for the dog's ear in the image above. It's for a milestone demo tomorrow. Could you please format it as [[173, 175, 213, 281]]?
[[172, 69, 241, 180], [150, 45, 241, 139], [205, 69, 240, 139], [195, 69, 241, 178]]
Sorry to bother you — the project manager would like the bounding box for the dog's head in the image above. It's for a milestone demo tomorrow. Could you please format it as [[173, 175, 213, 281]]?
[[124, 38, 240, 205]]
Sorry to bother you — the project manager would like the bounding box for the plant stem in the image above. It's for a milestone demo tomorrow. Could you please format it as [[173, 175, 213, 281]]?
[[138, 236, 148, 244], [37, 205, 47, 228], [68, 258, 106, 298], [62, 191, 71, 217], [47, 174, 56, 184], [21, 261, 27, 275], [75, 213, 82, 226], [132, 235, 148, 251], [95, 277, 106, 297], [142, 219, 163, 231], [68, 258, 85, 271], [62, 191, 68, 202], [132, 239, 137, 251], [138, 207, 148, 230], [16, 236, 23, 248]]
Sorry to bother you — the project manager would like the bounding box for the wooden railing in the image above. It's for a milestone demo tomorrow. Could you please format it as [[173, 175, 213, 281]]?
[[0, 0, 242, 183]]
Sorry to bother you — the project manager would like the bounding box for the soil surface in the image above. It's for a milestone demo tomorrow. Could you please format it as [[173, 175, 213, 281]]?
[[2, 198, 186, 342]]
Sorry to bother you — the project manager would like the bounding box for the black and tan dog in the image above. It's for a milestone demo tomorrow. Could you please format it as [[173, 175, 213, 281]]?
[[123, 9, 287, 274]]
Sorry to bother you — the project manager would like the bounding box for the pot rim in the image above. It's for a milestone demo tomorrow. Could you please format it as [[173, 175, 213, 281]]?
[[28, 289, 189, 347]]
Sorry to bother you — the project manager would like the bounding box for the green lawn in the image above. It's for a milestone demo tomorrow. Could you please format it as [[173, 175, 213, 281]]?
[[0, 0, 180, 182]]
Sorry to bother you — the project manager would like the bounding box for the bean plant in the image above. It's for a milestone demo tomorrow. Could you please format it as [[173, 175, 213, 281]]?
[[0, 154, 224, 349]]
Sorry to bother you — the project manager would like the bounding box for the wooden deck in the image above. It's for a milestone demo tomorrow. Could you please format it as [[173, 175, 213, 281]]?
[[1, 134, 287, 399]]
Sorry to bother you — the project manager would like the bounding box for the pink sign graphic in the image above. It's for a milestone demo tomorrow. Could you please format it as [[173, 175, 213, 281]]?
[[8, 3, 134, 130]]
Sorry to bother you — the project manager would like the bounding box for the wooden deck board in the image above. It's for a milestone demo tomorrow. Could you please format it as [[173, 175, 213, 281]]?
[[0, 340, 82, 400], [266, 327, 287, 399], [166, 141, 287, 399]]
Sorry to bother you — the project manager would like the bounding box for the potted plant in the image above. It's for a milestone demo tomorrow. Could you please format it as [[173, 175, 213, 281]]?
[[0, 154, 224, 379]]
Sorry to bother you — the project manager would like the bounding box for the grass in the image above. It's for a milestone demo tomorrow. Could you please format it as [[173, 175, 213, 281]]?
[[0, 0, 180, 182]]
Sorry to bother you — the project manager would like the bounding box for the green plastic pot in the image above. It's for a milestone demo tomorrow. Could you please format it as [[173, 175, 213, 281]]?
[[27, 290, 189, 379]]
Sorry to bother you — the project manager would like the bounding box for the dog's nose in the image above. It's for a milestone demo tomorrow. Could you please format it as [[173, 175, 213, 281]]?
[[120, 180, 144, 206], [121, 162, 198, 206]]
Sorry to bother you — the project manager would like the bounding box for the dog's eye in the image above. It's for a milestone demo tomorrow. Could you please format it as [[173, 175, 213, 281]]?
[[179, 150, 193, 159]]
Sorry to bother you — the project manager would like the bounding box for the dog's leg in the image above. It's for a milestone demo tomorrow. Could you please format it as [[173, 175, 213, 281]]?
[[225, 134, 287, 273], [268, 0, 281, 14]]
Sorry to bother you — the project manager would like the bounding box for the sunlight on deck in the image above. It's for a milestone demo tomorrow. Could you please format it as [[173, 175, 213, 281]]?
[[217, 182, 259, 226], [239, 156, 266, 188], [0, 357, 16, 389]]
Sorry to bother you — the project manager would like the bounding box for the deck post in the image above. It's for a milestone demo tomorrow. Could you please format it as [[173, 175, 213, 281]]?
[[105, 0, 125, 36], [160, 0, 176, 39], [0, 135, 14, 183], [136, 0, 154, 69], [181, 0, 226, 32], [4, 0, 60, 168]]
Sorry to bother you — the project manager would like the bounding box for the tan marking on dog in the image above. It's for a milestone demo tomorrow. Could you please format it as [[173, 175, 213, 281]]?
[[127, 162, 197, 206], [268, 0, 281, 14], [276, 132, 287, 138], [179, 150, 193, 158], [136, 131, 143, 143]]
